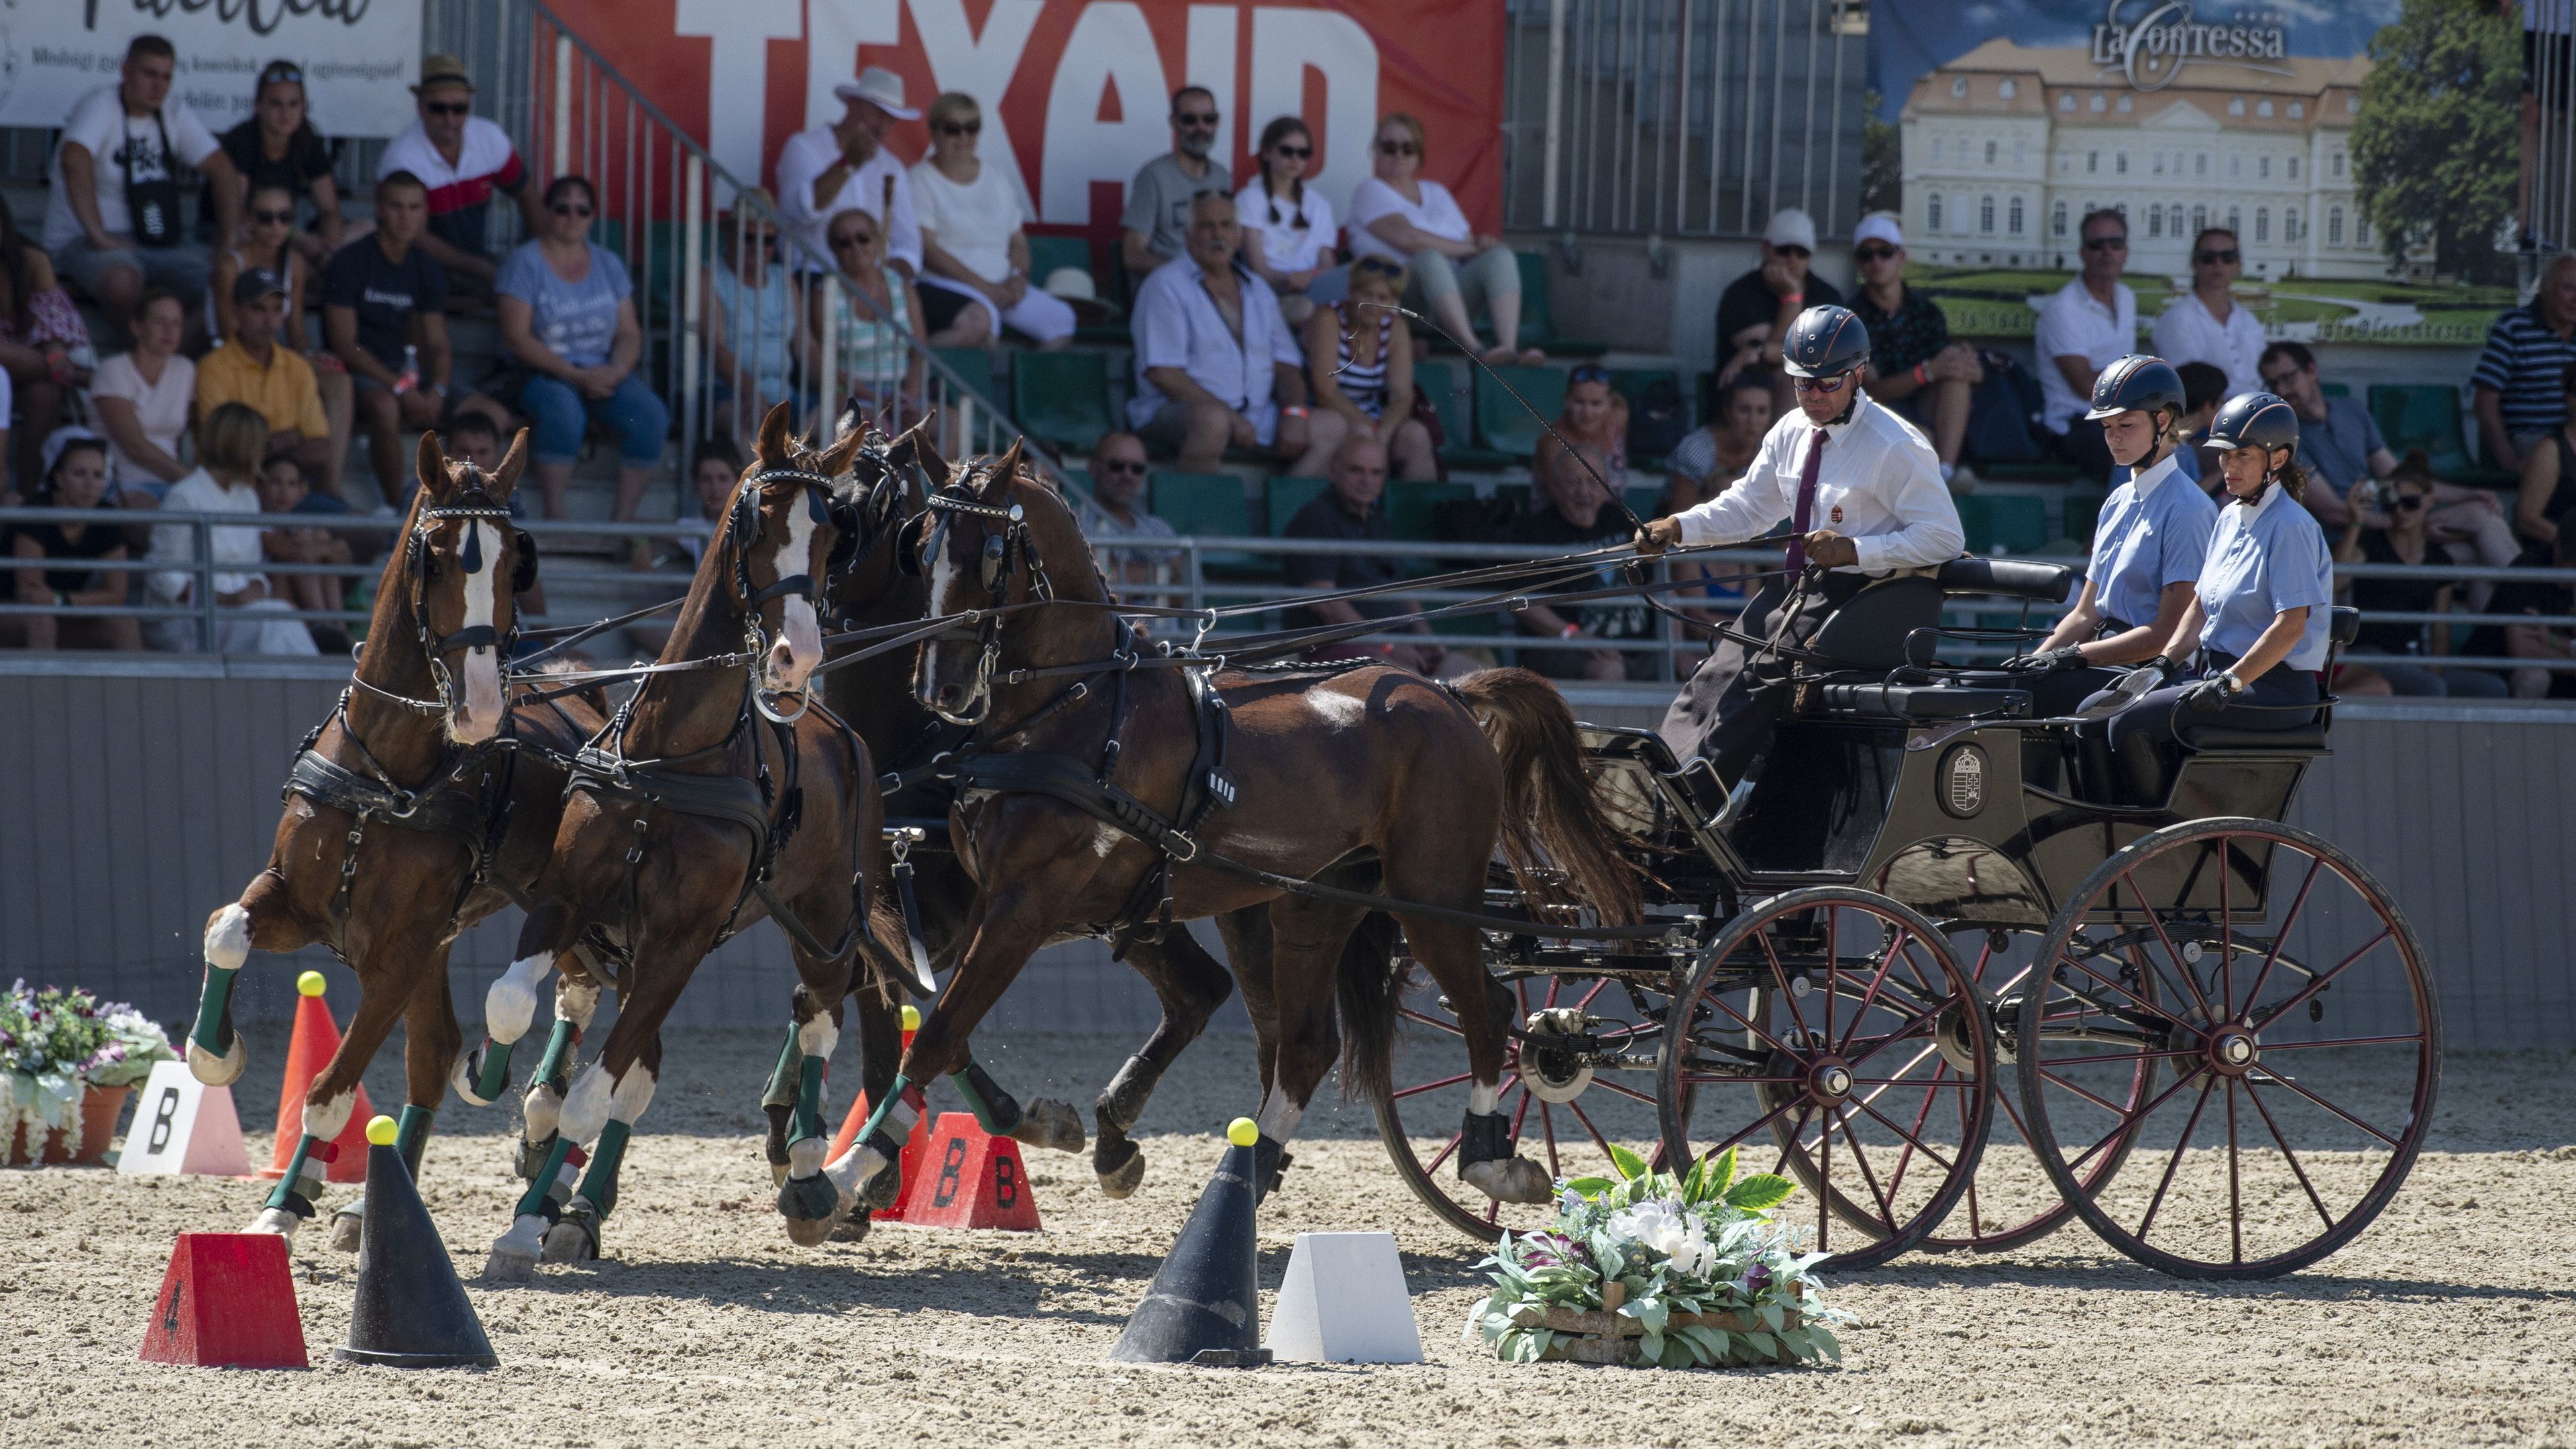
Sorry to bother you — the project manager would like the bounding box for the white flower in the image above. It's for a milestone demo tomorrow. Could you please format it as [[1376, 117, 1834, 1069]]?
[[1604, 1198, 1719, 1281]]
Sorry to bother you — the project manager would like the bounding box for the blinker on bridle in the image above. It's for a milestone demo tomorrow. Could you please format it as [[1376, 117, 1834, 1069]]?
[[916, 472, 1053, 726], [354, 480, 529, 719], [733, 462, 863, 724]]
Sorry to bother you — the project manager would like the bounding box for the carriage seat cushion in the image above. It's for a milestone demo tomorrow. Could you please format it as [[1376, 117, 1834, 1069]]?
[[1813, 680, 2031, 720], [2178, 723, 2329, 749], [1936, 556, 2076, 604]]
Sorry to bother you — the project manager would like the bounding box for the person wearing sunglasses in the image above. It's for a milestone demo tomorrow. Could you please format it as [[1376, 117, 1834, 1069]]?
[[1120, 87, 1234, 280], [1346, 113, 1542, 366], [1713, 209, 1842, 413], [45, 34, 239, 343], [2148, 228, 2263, 398], [209, 59, 343, 264], [1235, 117, 1337, 326], [777, 66, 926, 283], [1635, 305, 1964, 788], [1845, 213, 1982, 492], [1536, 364, 1629, 490], [2329, 452, 2510, 699], [478, 175, 665, 529], [910, 92, 1074, 348], [1128, 191, 1342, 475], [702, 190, 800, 441], [373, 55, 539, 293], [1302, 256, 1437, 480], [1073, 432, 1179, 595], [2032, 209, 2137, 482]]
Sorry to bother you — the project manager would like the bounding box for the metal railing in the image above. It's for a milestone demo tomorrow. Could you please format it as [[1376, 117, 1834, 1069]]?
[[1505, 0, 1868, 239], [2527, 0, 2576, 274]]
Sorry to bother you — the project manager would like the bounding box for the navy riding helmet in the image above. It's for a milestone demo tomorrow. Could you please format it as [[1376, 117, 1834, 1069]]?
[[2082, 354, 2186, 423], [2204, 391, 2302, 456], [1781, 304, 1872, 378]]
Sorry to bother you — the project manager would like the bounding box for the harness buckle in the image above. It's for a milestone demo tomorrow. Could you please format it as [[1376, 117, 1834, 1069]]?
[[1165, 832, 1200, 864]]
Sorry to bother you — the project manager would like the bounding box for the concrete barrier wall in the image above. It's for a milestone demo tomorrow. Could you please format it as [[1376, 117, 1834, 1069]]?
[[3, 665, 2568, 1051]]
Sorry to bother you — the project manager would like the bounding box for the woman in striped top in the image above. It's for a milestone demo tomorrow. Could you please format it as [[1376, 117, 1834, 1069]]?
[[1302, 256, 1436, 479]]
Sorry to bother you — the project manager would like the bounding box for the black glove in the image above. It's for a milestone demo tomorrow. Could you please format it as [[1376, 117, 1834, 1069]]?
[[2180, 675, 2238, 714], [2004, 645, 2086, 674]]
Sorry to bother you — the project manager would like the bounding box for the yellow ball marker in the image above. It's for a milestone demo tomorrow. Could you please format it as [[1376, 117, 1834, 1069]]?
[[1226, 1116, 1259, 1148], [900, 1004, 922, 1032], [296, 970, 328, 997], [365, 1114, 399, 1146]]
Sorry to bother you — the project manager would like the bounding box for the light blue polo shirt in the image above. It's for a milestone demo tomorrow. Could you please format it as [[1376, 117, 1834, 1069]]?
[[2088, 449, 2219, 631], [2198, 480, 2334, 671]]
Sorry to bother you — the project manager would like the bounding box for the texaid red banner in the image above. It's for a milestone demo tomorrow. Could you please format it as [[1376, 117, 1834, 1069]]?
[[544, 0, 1505, 237]]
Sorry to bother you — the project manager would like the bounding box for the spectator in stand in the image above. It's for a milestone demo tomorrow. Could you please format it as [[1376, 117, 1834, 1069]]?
[[1303, 256, 1436, 480], [443, 411, 541, 617], [469, 174, 664, 528], [631, 437, 741, 655], [2172, 361, 2229, 491], [1663, 375, 1774, 613], [376, 55, 539, 292], [327, 170, 451, 509], [1237, 117, 1336, 327], [146, 402, 317, 654], [704, 193, 798, 439], [207, 60, 344, 263], [197, 272, 339, 497], [1281, 435, 1447, 672], [1073, 431, 1179, 599], [2261, 341, 2518, 604], [211, 183, 352, 494], [0, 207, 95, 482], [1347, 113, 1542, 366], [2331, 453, 2508, 699], [1537, 364, 1629, 489], [911, 93, 1073, 349], [10, 433, 140, 652], [1512, 441, 1658, 681], [2473, 253, 2576, 474], [254, 453, 355, 654], [1120, 87, 1234, 282], [2486, 530, 2576, 699], [44, 34, 240, 341], [2151, 227, 2264, 397], [2032, 209, 2136, 482], [90, 288, 196, 506], [808, 209, 928, 425], [777, 67, 924, 280], [1128, 192, 1341, 475], [1715, 209, 1843, 412], [2514, 359, 2576, 559], [1847, 213, 1982, 491]]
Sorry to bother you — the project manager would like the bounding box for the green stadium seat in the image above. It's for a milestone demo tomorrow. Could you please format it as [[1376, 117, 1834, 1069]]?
[[2320, 382, 2349, 397], [1386, 479, 1477, 540], [1474, 364, 1568, 459], [1011, 350, 1116, 451], [1513, 250, 1552, 350], [2367, 383, 2497, 483], [1025, 233, 1093, 289], [1267, 477, 1330, 535], [1624, 486, 1665, 524], [2061, 493, 2106, 548], [932, 347, 995, 407], [1957, 494, 2049, 555], [1975, 460, 2083, 484], [1150, 471, 1265, 576], [1414, 358, 1511, 469]]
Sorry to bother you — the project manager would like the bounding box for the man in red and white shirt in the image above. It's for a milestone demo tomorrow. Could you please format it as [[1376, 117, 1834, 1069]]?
[[374, 54, 539, 290]]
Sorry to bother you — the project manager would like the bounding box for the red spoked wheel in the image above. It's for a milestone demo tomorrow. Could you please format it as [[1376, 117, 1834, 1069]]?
[[2017, 818, 2440, 1279], [1368, 955, 1676, 1243], [1657, 888, 1994, 1271], [1917, 926, 2149, 1254]]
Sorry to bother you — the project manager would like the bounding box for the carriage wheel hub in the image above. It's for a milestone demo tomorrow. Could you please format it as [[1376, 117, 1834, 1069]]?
[[1808, 1059, 1854, 1102], [2209, 1028, 2259, 1074]]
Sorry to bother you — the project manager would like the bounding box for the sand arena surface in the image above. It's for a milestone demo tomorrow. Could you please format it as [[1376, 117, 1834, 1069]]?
[[3, 1026, 2571, 1448]]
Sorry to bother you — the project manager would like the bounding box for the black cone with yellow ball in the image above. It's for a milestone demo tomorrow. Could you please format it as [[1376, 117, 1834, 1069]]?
[[337, 1114, 498, 1368], [1109, 1117, 1271, 1367]]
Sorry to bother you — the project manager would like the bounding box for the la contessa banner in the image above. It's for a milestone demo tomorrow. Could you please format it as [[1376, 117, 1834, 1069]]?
[[542, 0, 1505, 235], [1865, 0, 2516, 345], [0, 1, 423, 137]]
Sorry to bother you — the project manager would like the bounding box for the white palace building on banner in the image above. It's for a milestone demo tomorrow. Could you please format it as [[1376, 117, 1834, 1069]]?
[[1898, 37, 2432, 281]]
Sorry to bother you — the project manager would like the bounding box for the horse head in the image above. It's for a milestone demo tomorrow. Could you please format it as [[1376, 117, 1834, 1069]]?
[[403, 429, 532, 745], [912, 437, 1099, 724], [736, 401, 866, 712]]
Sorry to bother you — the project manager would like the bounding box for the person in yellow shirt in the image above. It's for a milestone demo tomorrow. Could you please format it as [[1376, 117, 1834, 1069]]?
[[194, 271, 339, 496]]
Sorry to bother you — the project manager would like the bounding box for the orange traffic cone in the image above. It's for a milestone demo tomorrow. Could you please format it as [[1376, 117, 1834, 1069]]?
[[260, 971, 371, 1183]]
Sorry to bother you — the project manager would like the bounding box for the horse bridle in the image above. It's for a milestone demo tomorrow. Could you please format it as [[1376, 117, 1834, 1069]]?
[[354, 484, 535, 718], [908, 472, 1055, 726], [731, 463, 862, 723]]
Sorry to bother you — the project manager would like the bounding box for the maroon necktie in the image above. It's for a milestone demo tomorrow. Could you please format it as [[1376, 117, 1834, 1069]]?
[[1783, 427, 1827, 577]]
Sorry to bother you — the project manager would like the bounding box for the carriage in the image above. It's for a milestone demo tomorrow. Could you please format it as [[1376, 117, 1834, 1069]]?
[[1366, 555, 2438, 1281]]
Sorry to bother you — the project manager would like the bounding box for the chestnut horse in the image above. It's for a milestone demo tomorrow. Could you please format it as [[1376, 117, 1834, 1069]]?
[[823, 445, 1638, 1222], [482, 404, 899, 1280], [189, 432, 608, 1245]]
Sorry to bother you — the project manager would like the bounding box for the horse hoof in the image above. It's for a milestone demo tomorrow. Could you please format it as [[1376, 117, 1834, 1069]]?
[[540, 1210, 600, 1265], [1096, 1143, 1146, 1200], [830, 1206, 874, 1244], [515, 1132, 559, 1183], [777, 1170, 840, 1226], [484, 1215, 548, 1284], [483, 1248, 537, 1284], [188, 1036, 247, 1087], [861, 1164, 902, 1212], [244, 1205, 303, 1237], [769, 1160, 790, 1188], [328, 1204, 364, 1253], [1463, 1156, 1554, 1205], [1010, 1098, 1086, 1155]]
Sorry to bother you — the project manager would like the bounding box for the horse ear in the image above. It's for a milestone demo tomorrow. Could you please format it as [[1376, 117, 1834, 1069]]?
[[897, 416, 949, 484], [979, 438, 1025, 501], [415, 431, 453, 502], [488, 428, 531, 498], [835, 394, 865, 444], [816, 413, 868, 480], [756, 400, 796, 461]]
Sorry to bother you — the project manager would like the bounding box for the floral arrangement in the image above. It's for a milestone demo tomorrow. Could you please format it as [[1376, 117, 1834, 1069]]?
[[0, 981, 176, 1158], [1463, 1143, 1853, 1369]]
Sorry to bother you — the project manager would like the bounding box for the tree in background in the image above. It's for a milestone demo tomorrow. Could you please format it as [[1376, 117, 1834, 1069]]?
[[2353, 0, 2518, 284], [1862, 91, 1902, 218]]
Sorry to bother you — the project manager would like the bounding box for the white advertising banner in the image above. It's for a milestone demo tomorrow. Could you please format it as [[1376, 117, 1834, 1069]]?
[[0, 0, 424, 138]]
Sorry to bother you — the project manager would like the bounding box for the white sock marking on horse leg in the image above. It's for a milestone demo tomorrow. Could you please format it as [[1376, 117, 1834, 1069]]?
[[1254, 1087, 1305, 1144], [1467, 1081, 1503, 1116], [606, 1062, 657, 1123], [557, 974, 601, 1030], [205, 904, 250, 972], [795, 1014, 838, 1062], [301, 1089, 357, 1143], [485, 953, 552, 1044], [523, 1082, 563, 1142], [557, 1063, 616, 1145]]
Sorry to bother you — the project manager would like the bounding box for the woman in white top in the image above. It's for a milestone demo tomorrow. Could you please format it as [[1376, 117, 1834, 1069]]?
[[92, 289, 197, 506], [1236, 117, 1336, 327], [144, 401, 317, 655], [1345, 113, 1539, 366], [909, 92, 1075, 349]]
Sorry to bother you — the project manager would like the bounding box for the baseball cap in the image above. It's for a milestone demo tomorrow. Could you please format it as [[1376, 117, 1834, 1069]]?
[[833, 66, 920, 121], [1764, 207, 1819, 252], [231, 270, 289, 307], [1853, 213, 1905, 251]]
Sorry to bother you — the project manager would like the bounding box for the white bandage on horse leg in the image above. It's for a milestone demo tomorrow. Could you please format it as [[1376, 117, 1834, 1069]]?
[[205, 904, 251, 973], [557, 1063, 616, 1145], [301, 1089, 358, 1144], [485, 953, 553, 1044]]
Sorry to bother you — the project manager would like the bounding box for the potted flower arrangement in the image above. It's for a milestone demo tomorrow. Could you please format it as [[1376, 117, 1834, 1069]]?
[[1, 981, 176, 1166], [1463, 1143, 1854, 1369]]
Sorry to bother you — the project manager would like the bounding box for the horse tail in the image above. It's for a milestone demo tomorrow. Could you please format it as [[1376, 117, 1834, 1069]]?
[[1334, 910, 1405, 1104], [1445, 667, 1640, 926]]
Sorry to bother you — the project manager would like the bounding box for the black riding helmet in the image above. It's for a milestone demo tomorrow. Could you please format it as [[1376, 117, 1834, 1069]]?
[[1780, 304, 1871, 378], [2204, 391, 2301, 457], [2082, 354, 2185, 424]]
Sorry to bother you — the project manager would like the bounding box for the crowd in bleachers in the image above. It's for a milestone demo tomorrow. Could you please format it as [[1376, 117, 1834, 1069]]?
[[0, 34, 2569, 697]]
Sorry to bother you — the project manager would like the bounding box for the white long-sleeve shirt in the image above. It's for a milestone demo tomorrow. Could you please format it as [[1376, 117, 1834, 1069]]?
[[1668, 392, 1964, 575], [775, 125, 922, 275]]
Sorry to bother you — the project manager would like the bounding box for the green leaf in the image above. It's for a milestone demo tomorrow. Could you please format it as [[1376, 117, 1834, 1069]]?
[[1725, 1173, 1798, 1211], [1560, 1175, 1615, 1199], [1811, 1323, 1842, 1364], [1746, 1330, 1778, 1360], [1703, 1144, 1738, 1200], [1605, 1141, 1650, 1181], [1760, 1301, 1786, 1332], [1637, 1329, 1664, 1364]]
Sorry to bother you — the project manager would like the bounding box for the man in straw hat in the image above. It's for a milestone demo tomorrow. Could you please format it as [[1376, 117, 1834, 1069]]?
[[776, 65, 924, 279], [375, 54, 541, 290]]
